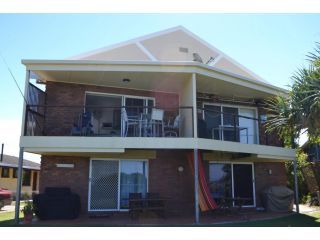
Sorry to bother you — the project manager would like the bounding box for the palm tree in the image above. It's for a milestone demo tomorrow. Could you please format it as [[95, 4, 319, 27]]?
[[265, 42, 320, 146]]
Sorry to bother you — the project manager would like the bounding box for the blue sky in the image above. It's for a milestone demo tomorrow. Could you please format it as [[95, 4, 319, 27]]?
[[0, 13, 319, 159]]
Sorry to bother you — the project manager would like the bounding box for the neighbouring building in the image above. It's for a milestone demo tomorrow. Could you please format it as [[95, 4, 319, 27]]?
[[0, 154, 40, 197], [19, 26, 295, 220]]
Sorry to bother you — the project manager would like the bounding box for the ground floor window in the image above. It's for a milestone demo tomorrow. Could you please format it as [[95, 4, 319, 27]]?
[[89, 159, 148, 211], [22, 169, 31, 186], [13, 168, 18, 178], [1, 167, 10, 178], [209, 162, 255, 206]]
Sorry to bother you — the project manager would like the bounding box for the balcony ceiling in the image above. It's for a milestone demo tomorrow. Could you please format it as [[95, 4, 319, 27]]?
[[34, 70, 190, 93], [196, 74, 274, 99], [24, 60, 287, 98]]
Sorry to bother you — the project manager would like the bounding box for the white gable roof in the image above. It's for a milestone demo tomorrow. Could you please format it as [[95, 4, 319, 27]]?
[[69, 26, 267, 83]]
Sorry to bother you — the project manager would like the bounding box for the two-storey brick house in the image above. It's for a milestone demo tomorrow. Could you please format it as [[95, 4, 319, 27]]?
[[18, 26, 296, 222]]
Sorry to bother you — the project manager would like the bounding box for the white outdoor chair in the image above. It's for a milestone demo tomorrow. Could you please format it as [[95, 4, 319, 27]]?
[[150, 108, 164, 137], [121, 108, 140, 137]]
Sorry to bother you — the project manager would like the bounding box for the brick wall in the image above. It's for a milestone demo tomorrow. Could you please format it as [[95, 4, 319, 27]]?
[[39, 151, 195, 216], [39, 156, 90, 213], [254, 162, 287, 207], [258, 108, 283, 147], [44, 82, 179, 136], [39, 153, 288, 214], [149, 150, 195, 216]]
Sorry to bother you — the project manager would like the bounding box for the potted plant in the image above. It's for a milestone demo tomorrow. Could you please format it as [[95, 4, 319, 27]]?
[[21, 201, 34, 224]]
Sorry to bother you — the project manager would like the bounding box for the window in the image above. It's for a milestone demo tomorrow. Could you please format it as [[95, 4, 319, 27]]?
[[209, 162, 255, 206], [22, 170, 31, 186], [13, 168, 18, 178], [1, 167, 10, 178]]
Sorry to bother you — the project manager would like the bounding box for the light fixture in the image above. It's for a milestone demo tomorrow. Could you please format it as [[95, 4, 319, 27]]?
[[268, 169, 272, 175], [178, 166, 184, 172], [122, 78, 131, 83], [56, 163, 74, 168]]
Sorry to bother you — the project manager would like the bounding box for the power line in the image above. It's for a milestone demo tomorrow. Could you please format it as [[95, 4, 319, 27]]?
[[0, 52, 28, 104]]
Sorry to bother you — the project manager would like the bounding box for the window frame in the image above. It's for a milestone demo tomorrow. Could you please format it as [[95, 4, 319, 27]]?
[[22, 169, 32, 186], [13, 168, 18, 178], [1, 167, 10, 178]]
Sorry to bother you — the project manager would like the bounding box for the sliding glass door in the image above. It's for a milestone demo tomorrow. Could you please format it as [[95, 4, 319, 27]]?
[[89, 159, 148, 211], [203, 103, 258, 144], [209, 162, 255, 207], [208, 163, 232, 205], [90, 160, 119, 210], [233, 164, 254, 206], [120, 160, 148, 209]]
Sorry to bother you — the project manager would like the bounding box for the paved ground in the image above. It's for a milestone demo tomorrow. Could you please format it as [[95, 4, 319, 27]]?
[[1, 203, 319, 214], [293, 204, 320, 213], [0, 203, 23, 213]]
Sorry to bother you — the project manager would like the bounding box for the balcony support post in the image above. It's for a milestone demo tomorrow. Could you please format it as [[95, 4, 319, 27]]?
[[194, 148, 200, 224], [293, 157, 300, 213], [14, 147, 24, 224]]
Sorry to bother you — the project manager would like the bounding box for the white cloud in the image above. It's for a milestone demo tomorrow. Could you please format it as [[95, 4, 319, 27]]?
[[0, 118, 40, 163]]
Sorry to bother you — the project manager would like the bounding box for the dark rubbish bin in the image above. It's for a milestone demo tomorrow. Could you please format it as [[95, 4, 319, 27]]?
[[261, 186, 294, 212]]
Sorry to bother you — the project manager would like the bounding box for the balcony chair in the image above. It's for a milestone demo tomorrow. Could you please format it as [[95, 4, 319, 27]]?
[[121, 108, 140, 137], [150, 108, 164, 137], [71, 112, 93, 136], [164, 114, 181, 137]]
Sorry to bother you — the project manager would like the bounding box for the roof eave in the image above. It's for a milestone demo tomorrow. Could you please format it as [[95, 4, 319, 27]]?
[[22, 59, 288, 96]]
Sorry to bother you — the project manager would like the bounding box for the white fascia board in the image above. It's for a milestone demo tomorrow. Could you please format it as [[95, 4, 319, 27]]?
[[21, 59, 288, 95], [257, 154, 295, 161], [0, 162, 40, 170], [196, 138, 296, 159]]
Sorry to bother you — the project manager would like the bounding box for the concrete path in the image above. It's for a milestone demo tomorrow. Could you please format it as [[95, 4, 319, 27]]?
[[0, 204, 23, 214], [293, 204, 320, 213]]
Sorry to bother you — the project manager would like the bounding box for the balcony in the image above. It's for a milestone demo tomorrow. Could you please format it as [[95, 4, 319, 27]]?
[[24, 105, 194, 138], [198, 105, 281, 147]]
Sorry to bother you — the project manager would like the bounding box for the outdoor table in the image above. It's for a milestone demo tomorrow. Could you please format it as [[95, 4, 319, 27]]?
[[216, 197, 252, 213], [127, 197, 169, 219]]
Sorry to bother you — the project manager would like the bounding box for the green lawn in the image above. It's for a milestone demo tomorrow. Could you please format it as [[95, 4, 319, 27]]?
[[0, 211, 23, 226], [1, 211, 320, 227], [220, 211, 320, 227]]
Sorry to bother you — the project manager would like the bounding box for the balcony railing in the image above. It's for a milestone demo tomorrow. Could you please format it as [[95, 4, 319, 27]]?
[[24, 104, 281, 147], [24, 105, 194, 138], [198, 107, 282, 147]]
